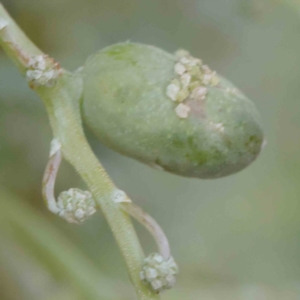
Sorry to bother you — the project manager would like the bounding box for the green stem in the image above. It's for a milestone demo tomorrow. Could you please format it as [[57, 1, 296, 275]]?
[[0, 3, 42, 73], [0, 4, 159, 300]]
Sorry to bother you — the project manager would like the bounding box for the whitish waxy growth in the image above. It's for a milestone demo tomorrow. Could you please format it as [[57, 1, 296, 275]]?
[[166, 49, 219, 118], [26, 55, 61, 87], [82, 42, 264, 179], [140, 253, 178, 293], [166, 83, 180, 101], [57, 188, 96, 224], [175, 103, 190, 118]]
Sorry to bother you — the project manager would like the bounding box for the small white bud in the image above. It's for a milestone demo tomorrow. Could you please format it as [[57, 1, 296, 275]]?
[[26, 70, 43, 81], [37, 59, 46, 70], [140, 253, 178, 293], [180, 73, 191, 87], [49, 138, 61, 157], [145, 267, 158, 279], [66, 202, 73, 212], [153, 254, 164, 264], [27, 55, 45, 68], [74, 208, 85, 220], [0, 18, 8, 30], [151, 280, 163, 291], [174, 63, 186, 75], [111, 189, 131, 203], [44, 70, 55, 80], [57, 188, 96, 224], [175, 103, 190, 118], [191, 86, 208, 100], [179, 55, 201, 67], [179, 56, 191, 65], [166, 83, 180, 101]]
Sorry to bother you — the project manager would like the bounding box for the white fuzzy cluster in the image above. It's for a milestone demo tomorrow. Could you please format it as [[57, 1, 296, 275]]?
[[140, 253, 178, 293], [26, 55, 61, 87], [57, 188, 96, 224], [166, 50, 220, 119]]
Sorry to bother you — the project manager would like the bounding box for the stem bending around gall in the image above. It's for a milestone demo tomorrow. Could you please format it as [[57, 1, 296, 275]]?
[[0, 4, 159, 300]]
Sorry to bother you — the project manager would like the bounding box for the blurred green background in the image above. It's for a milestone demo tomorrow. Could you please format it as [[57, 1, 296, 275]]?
[[1, 0, 300, 299]]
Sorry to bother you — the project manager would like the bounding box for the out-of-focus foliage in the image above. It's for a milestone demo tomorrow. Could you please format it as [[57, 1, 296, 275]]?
[[1, 0, 300, 299]]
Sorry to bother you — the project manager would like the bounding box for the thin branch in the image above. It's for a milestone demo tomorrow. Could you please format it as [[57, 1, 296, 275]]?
[[0, 3, 43, 73], [42, 140, 62, 214], [121, 202, 171, 260]]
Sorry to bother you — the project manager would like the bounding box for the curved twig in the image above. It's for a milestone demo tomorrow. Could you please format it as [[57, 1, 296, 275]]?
[[42, 140, 62, 214], [121, 202, 171, 260]]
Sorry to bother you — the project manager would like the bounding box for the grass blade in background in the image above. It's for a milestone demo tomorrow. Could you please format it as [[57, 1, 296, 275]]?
[[0, 189, 130, 300]]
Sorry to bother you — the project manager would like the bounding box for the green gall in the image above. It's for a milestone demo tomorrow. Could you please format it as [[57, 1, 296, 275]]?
[[82, 43, 264, 179]]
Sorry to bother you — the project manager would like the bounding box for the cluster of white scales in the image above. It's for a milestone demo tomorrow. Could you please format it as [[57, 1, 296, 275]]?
[[166, 50, 220, 119]]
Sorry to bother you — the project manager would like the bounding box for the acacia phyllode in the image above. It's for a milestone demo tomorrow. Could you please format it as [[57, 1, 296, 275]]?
[[82, 43, 264, 179]]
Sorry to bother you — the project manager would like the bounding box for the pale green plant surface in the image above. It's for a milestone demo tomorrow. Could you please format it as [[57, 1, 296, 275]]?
[[0, 3, 159, 299], [1, 1, 300, 300]]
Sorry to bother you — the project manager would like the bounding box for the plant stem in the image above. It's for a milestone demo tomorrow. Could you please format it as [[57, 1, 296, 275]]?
[[0, 4, 159, 300], [121, 202, 171, 260], [40, 75, 159, 300]]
